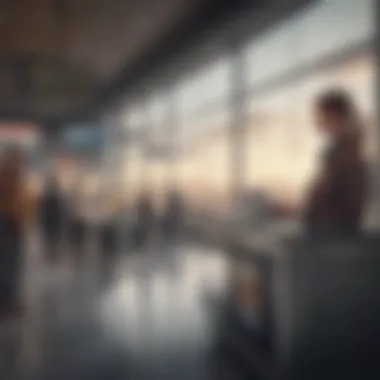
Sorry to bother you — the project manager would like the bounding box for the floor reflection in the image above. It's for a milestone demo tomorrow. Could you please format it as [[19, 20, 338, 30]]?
[[0, 241, 227, 380]]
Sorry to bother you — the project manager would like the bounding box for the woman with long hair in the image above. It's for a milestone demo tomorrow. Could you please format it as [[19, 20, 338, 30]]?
[[304, 89, 368, 236], [0, 148, 34, 318]]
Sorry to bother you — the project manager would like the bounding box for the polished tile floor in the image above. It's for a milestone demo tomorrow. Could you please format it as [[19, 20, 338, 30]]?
[[0, 240, 227, 380]]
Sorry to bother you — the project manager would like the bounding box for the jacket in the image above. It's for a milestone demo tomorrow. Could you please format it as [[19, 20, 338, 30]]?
[[304, 129, 367, 234], [0, 172, 35, 229]]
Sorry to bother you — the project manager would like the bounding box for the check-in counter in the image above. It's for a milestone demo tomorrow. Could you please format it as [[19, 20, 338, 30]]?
[[215, 229, 380, 379]]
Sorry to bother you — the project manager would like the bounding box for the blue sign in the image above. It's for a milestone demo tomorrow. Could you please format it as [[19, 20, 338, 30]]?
[[62, 123, 106, 156]]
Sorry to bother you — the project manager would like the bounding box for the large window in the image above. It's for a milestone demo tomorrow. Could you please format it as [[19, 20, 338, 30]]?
[[113, 0, 376, 230], [145, 94, 172, 214], [178, 58, 231, 122], [242, 0, 375, 223], [178, 109, 231, 219], [176, 58, 232, 224], [246, 0, 375, 87], [246, 54, 375, 206], [120, 106, 146, 210]]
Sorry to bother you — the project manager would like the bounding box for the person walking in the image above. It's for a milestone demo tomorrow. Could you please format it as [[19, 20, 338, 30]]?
[[39, 177, 65, 263]]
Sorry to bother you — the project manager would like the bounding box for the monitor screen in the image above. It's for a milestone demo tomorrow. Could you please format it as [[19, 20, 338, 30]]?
[[61, 123, 105, 157]]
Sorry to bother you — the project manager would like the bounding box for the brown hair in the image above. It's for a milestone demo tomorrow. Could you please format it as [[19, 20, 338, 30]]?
[[316, 89, 356, 118]]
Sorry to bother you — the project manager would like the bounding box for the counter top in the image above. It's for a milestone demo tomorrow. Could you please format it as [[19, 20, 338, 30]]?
[[224, 220, 301, 258]]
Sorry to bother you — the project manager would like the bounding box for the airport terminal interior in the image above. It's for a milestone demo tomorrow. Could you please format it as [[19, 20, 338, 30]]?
[[0, 0, 378, 379]]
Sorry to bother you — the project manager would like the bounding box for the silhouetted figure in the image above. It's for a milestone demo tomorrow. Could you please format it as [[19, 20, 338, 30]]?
[[162, 191, 183, 242], [68, 215, 87, 256], [133, 192, 154, 248], [0, 149, 34, 319], [100, 216, 118, 256], [67, 190, 88, 257], [304, 89, 368, 237], [39, 178, 65, 262]]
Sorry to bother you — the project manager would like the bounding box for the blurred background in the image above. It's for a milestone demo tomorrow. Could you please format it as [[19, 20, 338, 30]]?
[[0, 0, 377, 379]]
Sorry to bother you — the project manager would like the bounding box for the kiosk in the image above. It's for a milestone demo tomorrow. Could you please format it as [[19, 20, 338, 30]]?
[[214, 231, 380, 379]]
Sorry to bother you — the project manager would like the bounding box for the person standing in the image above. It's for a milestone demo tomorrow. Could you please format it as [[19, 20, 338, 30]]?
[[0, 148, 34, 318], [162, 190, 183, 243], [67, 187, 87, 257], [134, 191, 154, 249], [39, 177, 65, 262], [304, 89, 368, 237]]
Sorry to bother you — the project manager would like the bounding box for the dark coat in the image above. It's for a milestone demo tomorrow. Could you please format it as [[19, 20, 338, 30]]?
[[39, 189, 65, 235], [162, 194, 182, 238], [304, 129, 368, 234]]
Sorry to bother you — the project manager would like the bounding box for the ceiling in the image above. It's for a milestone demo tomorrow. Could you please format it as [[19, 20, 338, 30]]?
[[0, 0, 202, 120], [0, 0, 313, 124]]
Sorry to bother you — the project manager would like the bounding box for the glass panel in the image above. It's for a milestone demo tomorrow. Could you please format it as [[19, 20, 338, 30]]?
[[145, 95, 173, 218], [246, 17, 298, 86], [178, 108, 231, 230], [124, 143, 143, 211], [295, 0, 374, 65], [149, 94, 168, 129], [178, 58, 231, 122], [246, 0, 375, 87], [182, 108, 230, 147], [118, 105, 147, 213], [127, 106, 146, 132]]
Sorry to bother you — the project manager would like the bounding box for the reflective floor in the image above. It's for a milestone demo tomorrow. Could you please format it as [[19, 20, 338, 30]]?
[[0, 239, 228, 380]]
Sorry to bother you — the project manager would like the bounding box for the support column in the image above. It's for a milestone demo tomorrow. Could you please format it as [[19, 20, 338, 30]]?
[[230, 46, 248, 214], [140, 103, 150, 194], [166, 90, 179, 191]]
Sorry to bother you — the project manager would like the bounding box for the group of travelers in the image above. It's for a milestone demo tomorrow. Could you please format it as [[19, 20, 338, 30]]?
[[132, 190, 183, 248], [0, 149, 184, 319], [38, 184, 184, 257]]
